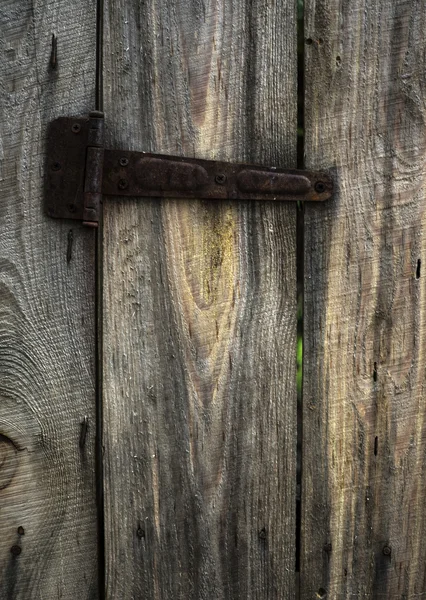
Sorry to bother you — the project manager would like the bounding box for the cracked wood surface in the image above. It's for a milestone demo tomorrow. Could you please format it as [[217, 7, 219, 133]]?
[[0, 1, 98, 597], [102, 0, 298, 598], [302, 0, 426, 598]]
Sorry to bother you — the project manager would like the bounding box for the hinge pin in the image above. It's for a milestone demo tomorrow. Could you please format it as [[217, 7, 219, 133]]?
[[83, 112, 105, 227]]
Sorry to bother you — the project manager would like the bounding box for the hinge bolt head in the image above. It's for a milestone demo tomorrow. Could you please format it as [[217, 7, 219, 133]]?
[[71, 123, 81, 134], [383, 546, 391, 556], [119, 157, 129, 167], [315, 181, 326, 193], [215, 173, 226, 185], [118, 178, 129, 190], [51, 162, 61, 171]]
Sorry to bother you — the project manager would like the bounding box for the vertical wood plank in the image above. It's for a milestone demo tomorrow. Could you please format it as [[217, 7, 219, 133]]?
[[0, 1, 98, 597], [102, 0, 297, 598], [302, 0, 426, 597]]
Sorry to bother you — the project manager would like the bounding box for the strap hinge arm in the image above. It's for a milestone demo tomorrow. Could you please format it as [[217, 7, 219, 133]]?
[[45, 112, 333, 227]]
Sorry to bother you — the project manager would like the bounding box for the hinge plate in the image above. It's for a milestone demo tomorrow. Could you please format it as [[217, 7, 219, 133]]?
[[45, 114, 333, 227], [46, 116, 91, 223]]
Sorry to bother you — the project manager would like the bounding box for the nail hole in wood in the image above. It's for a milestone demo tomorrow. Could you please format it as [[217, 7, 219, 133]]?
[[50, 33, 57, 69], [416, 258, 421, 279]]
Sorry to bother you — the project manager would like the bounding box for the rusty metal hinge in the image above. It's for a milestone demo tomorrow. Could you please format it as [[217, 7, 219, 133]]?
[[45, 112, 333, 227]]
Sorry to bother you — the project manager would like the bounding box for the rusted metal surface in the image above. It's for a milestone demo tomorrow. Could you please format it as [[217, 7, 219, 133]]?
[[83, 113, 105, 226], [237, 169, 311, 195], [45, 115, 333, 226], [102, 151, 332, 202], [45, 116, 89, 223]]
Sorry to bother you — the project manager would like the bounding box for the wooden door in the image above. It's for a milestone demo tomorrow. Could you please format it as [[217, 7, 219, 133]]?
[[101, 0, 298, 598], [3, 0, 426, 599]]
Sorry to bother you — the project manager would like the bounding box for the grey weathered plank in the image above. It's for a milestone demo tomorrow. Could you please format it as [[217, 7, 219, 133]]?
[[102, 0, 297, 598], [302, 0, 426, 597], [0, 1, 98, 598]]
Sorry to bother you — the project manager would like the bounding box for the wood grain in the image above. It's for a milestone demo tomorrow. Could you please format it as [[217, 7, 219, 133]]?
[[302, 0, 426, 597], [102, 0, 297, 597], [0, 1, 98, 597]]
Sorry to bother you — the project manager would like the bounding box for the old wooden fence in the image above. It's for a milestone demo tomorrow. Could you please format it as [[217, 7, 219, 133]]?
[[1, 0, 425, 598]]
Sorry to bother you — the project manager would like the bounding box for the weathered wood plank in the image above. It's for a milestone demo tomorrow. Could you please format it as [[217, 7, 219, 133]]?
[[0, 1, 98, 597], [102, 0, 297, 598], [302, 0, 426, 597]]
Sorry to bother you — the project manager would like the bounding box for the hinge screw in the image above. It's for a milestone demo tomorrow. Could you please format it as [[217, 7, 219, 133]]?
[[71, 123, 81, 134], [315, 181, 326, 193], [119, 157, 129, 167], [118, 178, 129, 190], [51, 162, 61, 171], [10, 545, 21, 556], [215, 173, 227, 185], [383, 545, 392, 556]]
